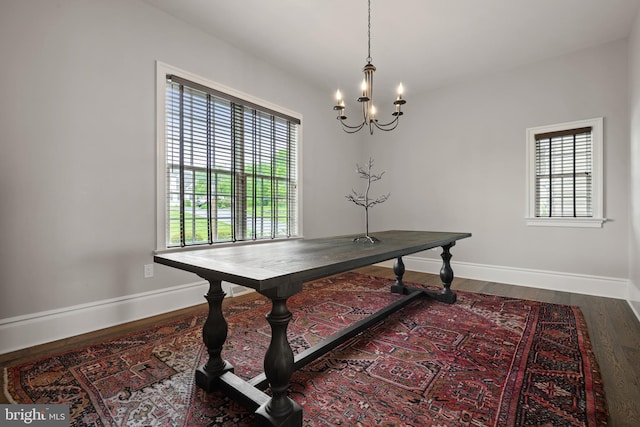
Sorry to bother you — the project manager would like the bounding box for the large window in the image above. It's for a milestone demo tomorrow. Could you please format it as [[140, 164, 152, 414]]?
[[526, 118, 604, 228], [156, 64, 301, 249]]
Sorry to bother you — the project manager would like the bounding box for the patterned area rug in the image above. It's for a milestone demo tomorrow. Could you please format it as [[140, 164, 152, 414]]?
[[4, 272, 607, 426]]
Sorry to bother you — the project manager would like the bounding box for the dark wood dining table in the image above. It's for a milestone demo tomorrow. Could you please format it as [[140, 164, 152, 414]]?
[[154, 230, 471, 426]]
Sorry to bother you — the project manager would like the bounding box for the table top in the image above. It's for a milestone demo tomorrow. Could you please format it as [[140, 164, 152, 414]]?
[[154, 230, 471, 292]]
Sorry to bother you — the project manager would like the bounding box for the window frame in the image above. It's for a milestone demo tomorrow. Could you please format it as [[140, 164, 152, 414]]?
[[155, 62, 303, 251], [525, 117, 605, 228]]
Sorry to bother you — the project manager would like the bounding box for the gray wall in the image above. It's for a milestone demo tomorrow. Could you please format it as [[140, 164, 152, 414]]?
[[369, 39, 630, 283], [0, 0, 637, 332], [0, 0, 362, 320]]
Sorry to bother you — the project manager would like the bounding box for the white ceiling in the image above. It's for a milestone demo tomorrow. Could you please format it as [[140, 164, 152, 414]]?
[[145, 0, 640, 100]]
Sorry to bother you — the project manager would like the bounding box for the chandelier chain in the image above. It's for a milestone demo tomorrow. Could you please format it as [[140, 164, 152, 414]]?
[[367, 0, 372, 63]]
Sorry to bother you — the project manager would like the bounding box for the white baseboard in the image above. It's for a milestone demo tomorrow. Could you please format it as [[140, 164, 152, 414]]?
[[376, 256, 629, 300], [627, 280, 640, 323], [0, 280, 214, 354]]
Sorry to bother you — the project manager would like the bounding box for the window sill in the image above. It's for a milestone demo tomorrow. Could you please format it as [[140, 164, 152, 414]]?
[[155, 236, 304, 254], [525, 218, 606, 228]]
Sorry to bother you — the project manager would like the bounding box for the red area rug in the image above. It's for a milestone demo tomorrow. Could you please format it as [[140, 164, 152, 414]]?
[[4, 272, 607, 426]]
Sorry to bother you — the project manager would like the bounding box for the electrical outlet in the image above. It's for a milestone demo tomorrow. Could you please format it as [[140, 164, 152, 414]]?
[[144, 264, 154, 278]]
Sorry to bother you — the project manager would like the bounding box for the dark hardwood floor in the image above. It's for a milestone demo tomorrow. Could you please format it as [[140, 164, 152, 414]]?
[[2, 266, 640, 426]]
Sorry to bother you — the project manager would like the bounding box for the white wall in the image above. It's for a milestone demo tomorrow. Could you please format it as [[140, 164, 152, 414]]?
[[0, 0, 362, 334], [370, 40, 630, 290], [629, 8, 640, 315]]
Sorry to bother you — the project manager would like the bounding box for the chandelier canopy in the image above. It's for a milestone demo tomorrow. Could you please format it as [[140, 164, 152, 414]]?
[[333, 0, 406, 135]]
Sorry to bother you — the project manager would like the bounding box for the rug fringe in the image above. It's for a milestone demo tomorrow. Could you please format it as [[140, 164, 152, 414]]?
[[3, 367, 18, 404]]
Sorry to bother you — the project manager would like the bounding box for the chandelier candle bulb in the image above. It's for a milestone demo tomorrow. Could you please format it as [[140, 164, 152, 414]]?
[[334, 90, 347, 118]]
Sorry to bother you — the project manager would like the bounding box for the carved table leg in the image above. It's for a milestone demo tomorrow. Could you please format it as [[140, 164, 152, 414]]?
[[195, 279, 234, 392], [390, 256, 408, 294], [438, 242, 457, 304], [255, 296, 303, 427]]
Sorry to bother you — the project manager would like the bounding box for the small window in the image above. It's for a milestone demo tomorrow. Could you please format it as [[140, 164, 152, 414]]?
[[526, 118, 604, 228], [156, 63, 302, 249]]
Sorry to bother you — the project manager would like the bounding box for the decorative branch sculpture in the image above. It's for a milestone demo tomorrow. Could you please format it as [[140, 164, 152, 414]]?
[[346, 158, 390, 243]]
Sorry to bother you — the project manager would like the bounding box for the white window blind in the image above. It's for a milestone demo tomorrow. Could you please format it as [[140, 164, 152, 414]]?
[[534, 127, 592, 218], [165, 74, 300, 247]]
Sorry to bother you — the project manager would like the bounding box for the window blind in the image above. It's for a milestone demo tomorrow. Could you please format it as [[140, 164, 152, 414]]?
[[534, 127, 592, 218], [165, 75, 299, 247]]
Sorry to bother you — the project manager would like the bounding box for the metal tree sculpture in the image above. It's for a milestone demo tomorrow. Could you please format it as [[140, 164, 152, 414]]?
[[346, 158, 390, 243]]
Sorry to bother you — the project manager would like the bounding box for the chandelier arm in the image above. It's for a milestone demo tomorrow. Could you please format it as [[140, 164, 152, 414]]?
[[338, 117, 367, 133], [342, 122, 367, 134], [373, 116, 399, 128], [372, 116, 401, 131]]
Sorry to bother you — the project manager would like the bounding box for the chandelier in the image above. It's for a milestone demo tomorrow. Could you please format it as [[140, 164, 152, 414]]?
[[333, 0, 406, 135]]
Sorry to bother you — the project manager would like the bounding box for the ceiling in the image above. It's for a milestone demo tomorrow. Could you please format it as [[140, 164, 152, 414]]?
[[145, 0, 640, 100]]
